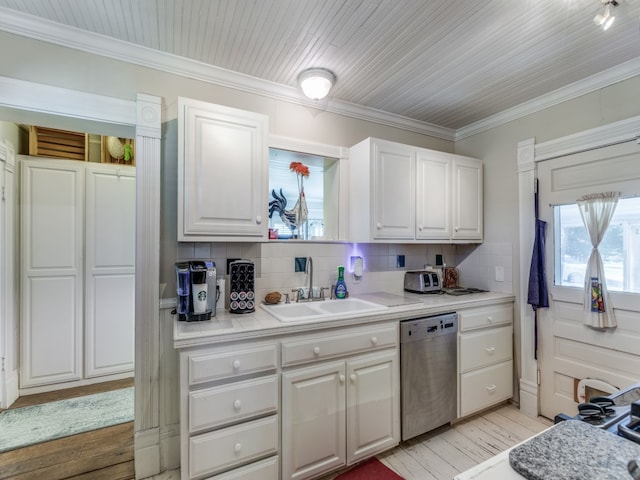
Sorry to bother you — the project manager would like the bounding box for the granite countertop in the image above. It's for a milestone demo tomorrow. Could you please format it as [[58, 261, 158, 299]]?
[[173, 290, 514, 348], [509, 420, 640, 480]]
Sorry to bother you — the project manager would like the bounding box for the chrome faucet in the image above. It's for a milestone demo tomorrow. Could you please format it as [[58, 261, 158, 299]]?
[[306, 256, 314, 300]]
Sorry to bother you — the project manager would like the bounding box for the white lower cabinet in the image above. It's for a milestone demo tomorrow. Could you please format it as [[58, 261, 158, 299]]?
[[180, 341, 279, 480], [282, 350, 399, 480], [457, 302, 514, 418]]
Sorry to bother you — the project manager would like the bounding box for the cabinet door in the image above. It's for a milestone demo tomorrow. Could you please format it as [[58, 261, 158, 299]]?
[[415, 150, 451, 240], [452, 156, 483, 240], [20, 159, 83, 387], [282, 361, 346, 480], [178, 98, 268, 240], [84, 165, 135, 377], [371, 139, 415, 239], [346, 351, 399, 465]]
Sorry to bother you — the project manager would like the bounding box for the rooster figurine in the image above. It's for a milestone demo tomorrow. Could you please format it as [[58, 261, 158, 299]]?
[[268, 188, 308, 236]]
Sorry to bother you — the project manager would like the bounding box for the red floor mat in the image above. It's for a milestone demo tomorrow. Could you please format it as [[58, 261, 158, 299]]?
[[334, 458, 404, 480]]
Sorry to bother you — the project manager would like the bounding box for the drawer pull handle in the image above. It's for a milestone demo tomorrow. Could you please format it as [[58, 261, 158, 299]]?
[[350, 374, 357, 383], [485, 347, 496, 354], [371, 336, 378, 345], [339, 375, 345, 384], [234, 443, 242, 453], [487, 316, 493, 322], [486, 384, 497, 393], [232, 360, 241, 370], [313, 346, 320, 355], [233, 400, 242, 410]]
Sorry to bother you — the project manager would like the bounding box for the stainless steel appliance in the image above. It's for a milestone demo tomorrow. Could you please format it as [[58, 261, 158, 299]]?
[[175, 260, 217, 321], [555, 382, 640, 444], [400, 312, 458, 440], [404, 270, 441, 293]]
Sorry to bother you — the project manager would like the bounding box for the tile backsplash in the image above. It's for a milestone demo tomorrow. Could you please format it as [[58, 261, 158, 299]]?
[[162, 241, 472, 303]]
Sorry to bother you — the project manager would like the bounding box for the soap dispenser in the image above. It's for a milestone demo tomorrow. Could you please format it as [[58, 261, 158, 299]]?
[[334, 265, 348, 299]]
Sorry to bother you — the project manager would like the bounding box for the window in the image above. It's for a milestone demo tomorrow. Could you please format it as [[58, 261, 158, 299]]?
[[555, 197, 640, 292], [268, 147, 339, 240]]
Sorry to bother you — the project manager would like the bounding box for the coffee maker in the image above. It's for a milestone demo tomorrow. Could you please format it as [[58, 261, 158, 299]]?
[[175, 260, 217, 321]]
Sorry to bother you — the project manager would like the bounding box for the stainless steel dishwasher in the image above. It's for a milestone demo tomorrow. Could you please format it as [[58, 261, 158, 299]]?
[[400, 312, 458, 441]]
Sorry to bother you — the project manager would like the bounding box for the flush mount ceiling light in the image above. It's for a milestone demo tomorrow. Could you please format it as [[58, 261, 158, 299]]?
[[594, 0, 619, 30], [298, 68, 336, 100]]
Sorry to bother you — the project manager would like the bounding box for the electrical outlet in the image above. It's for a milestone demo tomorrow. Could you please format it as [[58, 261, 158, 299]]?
[[495, 266, 504, 282], [295, 257, 307, 272]]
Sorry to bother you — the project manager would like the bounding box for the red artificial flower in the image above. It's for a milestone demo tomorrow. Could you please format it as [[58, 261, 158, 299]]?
[[289, 161, 310, 177]]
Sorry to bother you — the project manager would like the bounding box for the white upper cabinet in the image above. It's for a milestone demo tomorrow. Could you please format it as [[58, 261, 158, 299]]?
[[349, 137, 483, 243], [451, 155, 483, 240], [178, 98, 269, 241]]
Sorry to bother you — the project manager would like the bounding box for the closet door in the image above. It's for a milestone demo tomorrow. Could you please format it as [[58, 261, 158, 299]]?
[[21, 159, 83, 387], [85, 165, 135, 377]]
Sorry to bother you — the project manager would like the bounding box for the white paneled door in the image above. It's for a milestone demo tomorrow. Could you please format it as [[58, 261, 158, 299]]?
[[21, 158, 135, 389], [21, 159, 84, 387], [85, 166, 135, 377]]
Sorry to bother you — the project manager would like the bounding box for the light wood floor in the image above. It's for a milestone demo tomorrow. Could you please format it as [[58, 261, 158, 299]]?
[[0, 379, 134, 480], [0, 396, 550, 480], [153, 402, 552, 480]]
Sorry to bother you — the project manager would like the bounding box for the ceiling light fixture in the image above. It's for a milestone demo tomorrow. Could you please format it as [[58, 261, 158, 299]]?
[[298, 68, 336, 100], [593, 0, 619, 30]]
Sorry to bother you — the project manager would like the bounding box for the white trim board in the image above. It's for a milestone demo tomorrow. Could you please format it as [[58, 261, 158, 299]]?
[[2, 7, 639, 142]]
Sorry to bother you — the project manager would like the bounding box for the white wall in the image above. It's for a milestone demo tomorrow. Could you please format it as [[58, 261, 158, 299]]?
[[454, 75, 640, 407]]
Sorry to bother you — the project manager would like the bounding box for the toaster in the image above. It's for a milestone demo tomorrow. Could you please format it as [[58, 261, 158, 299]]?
[[404, 270, 442, 293]]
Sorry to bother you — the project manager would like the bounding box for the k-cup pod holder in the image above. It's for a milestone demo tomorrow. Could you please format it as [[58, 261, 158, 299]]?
[[229, 260, 255, 314]]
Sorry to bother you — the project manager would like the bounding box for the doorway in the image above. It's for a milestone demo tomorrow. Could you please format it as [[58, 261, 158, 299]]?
[[0, 79, 162, 478]]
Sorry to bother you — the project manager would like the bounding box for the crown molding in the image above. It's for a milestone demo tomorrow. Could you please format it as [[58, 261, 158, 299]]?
[[455, 57, 640, 141], [0, 8, 455, 141], [2, 7, 639, 144]]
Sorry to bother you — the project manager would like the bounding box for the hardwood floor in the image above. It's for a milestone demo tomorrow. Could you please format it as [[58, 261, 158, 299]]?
[[0, 398, 549, 480], [321, 402, 552, 480], [0, 379, 134, 480]]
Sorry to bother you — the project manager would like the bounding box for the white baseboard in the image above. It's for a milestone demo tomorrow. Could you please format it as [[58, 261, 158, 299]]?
[[2, 369, 19, 408], [160, 424, 181, 471], [519, 378, 539, 418], [135, 427, 161, 479]]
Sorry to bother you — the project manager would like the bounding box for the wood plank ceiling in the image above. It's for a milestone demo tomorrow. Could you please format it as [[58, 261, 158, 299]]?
[[0, 0, 639, 130]]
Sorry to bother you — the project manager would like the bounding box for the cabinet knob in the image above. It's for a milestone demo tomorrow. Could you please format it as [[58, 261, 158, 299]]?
[[376, 222, 382, 229], [255, 215, 262, 224], [418, 225, 423, 231], [485, 346, 496, 355], [371, 336, 378, 345], [350, 374, 357, 383], [487, 316, 493, 323], [232, 359, 241, 369], [234, 443, 242, 453], [233, 399, 242, 410], [455, 226, 460, 232], [313, 346, 320, 355], [339, 375, 345, 384], [486, 384, 497, 393]]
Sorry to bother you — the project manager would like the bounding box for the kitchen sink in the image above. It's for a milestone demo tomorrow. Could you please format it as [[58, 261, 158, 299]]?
[[261, 297, 388, 322]]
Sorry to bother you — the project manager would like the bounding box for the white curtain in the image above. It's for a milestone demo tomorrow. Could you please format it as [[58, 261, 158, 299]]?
[[577, 192, 620, 329]]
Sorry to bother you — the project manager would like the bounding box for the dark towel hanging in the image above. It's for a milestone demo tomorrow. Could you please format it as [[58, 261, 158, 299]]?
[[527, 179, 549, 359]]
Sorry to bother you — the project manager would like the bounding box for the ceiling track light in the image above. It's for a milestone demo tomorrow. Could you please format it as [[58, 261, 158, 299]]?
[[594, 0, 619, 30], [297, 68, 336, 100]]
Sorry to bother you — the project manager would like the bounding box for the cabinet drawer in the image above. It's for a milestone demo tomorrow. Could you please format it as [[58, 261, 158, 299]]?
[[458, 303, 512, 332], [188, 343, 277, 385], [459, 325, 512, 373], [281, 324, 397, 367], [189, 415, 278, 479], [207, 456, 278, 480], [460, 360, 513, 417], [189, 375, 278, 433]]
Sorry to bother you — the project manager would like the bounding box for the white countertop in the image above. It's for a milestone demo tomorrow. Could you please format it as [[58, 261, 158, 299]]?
[[173, 290, 514, 348]]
